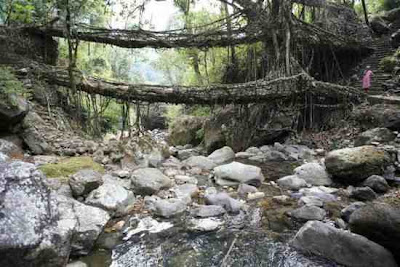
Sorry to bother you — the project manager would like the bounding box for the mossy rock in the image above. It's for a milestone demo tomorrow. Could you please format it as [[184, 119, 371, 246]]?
[[168, 115, 206, 146], [379, 56, 398, 73], [40, 156, 104, 178]]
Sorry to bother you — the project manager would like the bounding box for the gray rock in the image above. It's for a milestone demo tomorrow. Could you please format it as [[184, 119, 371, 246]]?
[[71, 199, 110, 255], [341, 202, 366, 222], [237, 183, 258, 197], [103, 174, 132, 190], [85, 183, 135, 216], [187, 218, 224, 232], [289, 206, 326, 221], [154, 198, 187, 218], [299, 187, 337, 202], [248, 155, 266, 163], [0, 151, 9, 162], [298, 196, 323, 207], [148, 150, 164, 168], [370, 16, 390, 34], [264, 150, 287, 161], [0, 138, 21, 156], [355, 128, 395, 146], [184, 156, 217, 170], [325, 146, 391, 183], [245, 146, 261, 155], [350, 187, 377, 201], [191, 205, 226, 218], [0, 94, 28, 130], [277, 175, 307, 190], [349, 202, 400, 263], [214, 162, 264, 186], [207, 146, 235, 165], [131, 168, 172, 195], [177, 148, 199, 160], [69, 169, 103, 197], [235, 152, 253, 159], [174, 175, 198, 185], [0, 161, 75, 267], [67, 261, 88, 267], [294, 163, 332, 186], [172, 183, 199, 200], [363, 175, 390, 193], [204, 192, 242, 213], [291, 221, 397, 267], [335, 218, 347, 230]]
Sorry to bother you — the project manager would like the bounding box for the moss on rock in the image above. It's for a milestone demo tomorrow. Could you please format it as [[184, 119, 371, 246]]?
[[40, 156, 104, 178]]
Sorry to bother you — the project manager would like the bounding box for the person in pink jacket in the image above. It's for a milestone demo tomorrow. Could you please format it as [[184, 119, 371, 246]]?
[[362, 66, 373, 93]]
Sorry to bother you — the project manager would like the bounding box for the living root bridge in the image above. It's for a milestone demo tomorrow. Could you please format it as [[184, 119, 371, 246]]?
[[31, 63, 362, 105]]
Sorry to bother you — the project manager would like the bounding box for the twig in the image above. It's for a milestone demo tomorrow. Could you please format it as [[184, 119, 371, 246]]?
[[221, 236, 237, 267]]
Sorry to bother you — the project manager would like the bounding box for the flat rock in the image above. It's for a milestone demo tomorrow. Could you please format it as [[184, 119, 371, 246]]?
[[187, 218, 224, 232], [184, 156, 217, 170], [154, 198, 187, 218], [277, 175, 307, 190], [214, 161, 264, 186], [191, 205, 226, 218], [289, 206, 326, 221], [204, 192, 242, 213], [237, 183, 258, 197], [291, 221, 397, 267]]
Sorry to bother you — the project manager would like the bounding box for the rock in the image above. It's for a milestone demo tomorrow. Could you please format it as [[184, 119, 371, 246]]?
[[67, 261, 88, 267], [370, 16, 390, 34], [245, 147, 262, 155], [123, 217, 173, 240], [349, 202, 400, 263], [213, 162, 264, 186], [291, 221, 397, 267], [299, 187, 338, 202], [85, 183, 135, 216], [354, 128, 395, 146], [168, 116, 205, 146], [235, 152, 253, 159], [131, 168, 172, 195], [247, 192, 265, 200], [363, 175, 390, 193], [172, 183, 199, 200], [20, 112, 50, 155], [237, 183, 258, 197], [191, 205, 226, 218], [71, 200, 111, 255], [289, 206, 326, 221], [154, 198, 187, 218], [69, 169, 103, 197], [299, 196, 324, 207], [183, 156, 217, 170], [335, 218, 347, 230], [103, 174, 132, 190], [207, 146, 235, 165], [187, 218, 224, 232], [148, 150, 164, 168], [264, 150, 287, 161], [325, 146, 391, 183], [204, 187, 218, 196], [350, 187, 377, 201], [0, 138, 22, 157], [277, 175, 307, 190], [0, 161, 75, 267], [205, 192, 242, 213], [177, 148, 200, 160], [392, 29, 400, 48], [174, 175, 198, 185], [294, 163, 332, 186], [0, 94, 28, 131], [0, 152, 9, 162], [341, 202, 366, 222]]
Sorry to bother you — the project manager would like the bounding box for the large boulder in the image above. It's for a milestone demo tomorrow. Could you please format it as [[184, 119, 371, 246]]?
[[131, 168, 172, 195], [85, 183, 135, 216], [168, 116, 205, 146], [207, 146, 235, 165], [325, 146, 392, 183], [294, 163, 332, 186], [291, 221, 397, 267], [354, 128, 395, 146], [0, 94, 29, 131], [0, 161, 76, 267], [213, 161, 264, 186], [69, 169, 103, 197], [349, 202, 400, 263], [70, 199, 110, 255]]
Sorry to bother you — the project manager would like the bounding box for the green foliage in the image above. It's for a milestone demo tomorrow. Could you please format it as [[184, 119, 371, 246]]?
[[379, 56, 398, 72], [165, 105, 183, 125], [0, 67, 29, 106], [39, 156, 104, 178]]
